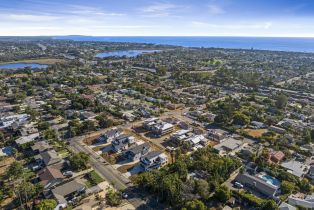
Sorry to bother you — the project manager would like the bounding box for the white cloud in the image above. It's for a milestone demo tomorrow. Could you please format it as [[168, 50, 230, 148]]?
[[67, 5, 125, 17], [191, 21, 273, 29], [141, 3, 177, 13], [4, 14, 60, 22], [140, 2, 179, 17], [208, 4, 225, 15]]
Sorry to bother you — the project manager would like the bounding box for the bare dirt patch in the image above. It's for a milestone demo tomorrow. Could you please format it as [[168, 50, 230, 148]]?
[[117, 163, 137, 173], [0, 156, 14, 175], [242, 129, 268, 138]]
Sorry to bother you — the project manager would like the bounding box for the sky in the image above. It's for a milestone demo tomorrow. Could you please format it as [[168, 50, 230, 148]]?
[[0, 0, 314, 37]]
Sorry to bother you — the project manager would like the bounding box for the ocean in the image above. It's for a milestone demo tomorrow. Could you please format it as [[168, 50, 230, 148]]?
[[55, 36, 314, 53]]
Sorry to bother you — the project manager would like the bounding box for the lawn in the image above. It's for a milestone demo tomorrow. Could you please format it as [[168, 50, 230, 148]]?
[[85, 170, 104, 188], [58, 149, 70, 158]]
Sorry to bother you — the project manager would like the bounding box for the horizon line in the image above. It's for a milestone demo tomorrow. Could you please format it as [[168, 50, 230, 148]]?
[[1, 35, 314, 38]]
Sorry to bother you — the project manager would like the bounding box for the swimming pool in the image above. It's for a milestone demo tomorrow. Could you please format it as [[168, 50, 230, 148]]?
[[258, 174, 281, 187]]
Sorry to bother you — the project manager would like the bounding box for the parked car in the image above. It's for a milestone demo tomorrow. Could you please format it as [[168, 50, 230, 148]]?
[[63, 171, 74, 177], [234, 181, 244, 188], [122, 192, 128, 199]]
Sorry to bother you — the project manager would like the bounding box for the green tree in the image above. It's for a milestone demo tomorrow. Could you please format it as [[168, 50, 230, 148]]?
[[259, 200, 278, 210], [35, 199, 57, 210], [68, 119, 83, 137], [37, 121, 50, 131], [281, 181, 295, 194], [156, 66, 167, 76], [25, 106, 39, 120], [181, 199, 207, 210], [170, 160, 188, 180], [302, 129, 312, 143], [43, 128, 58, 141], [69, 152, 89, 171], [5, 161, 24, 180], [195, 179, 210, 200], [83, 120, 95, 132], [299, 178, 312, 193], [233, 111, 251, 126], [96, 114, 114, 128], [214, 186, 231, 203], [160, 173, 182, 205], [105, 188, 122, 206], [0, 131, 4, 141], [15, 181, 43, 207], [275, 93, 288, 109]]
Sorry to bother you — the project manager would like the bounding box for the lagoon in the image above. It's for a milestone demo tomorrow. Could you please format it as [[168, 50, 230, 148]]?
[[95, 50, 161, 58], [0, 63, 48, 70]]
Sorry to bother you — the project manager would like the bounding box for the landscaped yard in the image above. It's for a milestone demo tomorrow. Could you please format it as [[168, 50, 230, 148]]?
[[85, 170, 104, 188], [58, 149, 70, 158]]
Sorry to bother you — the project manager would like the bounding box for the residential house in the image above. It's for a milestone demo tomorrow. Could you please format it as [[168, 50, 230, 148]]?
[[143, 118, 159, 130], [279, 202, 297, 210], [52, 180, 86, 205], [269, 125, 286, 134], [137, 107, 151, 118], [80, 111, 97, 120], [38, 165, 64, 189], [0, 114, 29, 129], [241, 144, 262, 158], [269, 150, 285, 163], [245, 162, 259, 174], [15, 132, 40, 145], [288, 193, 314, 209], [281, 160, 309, 178], [123, 143, 150, 161], [98, 127, 123, 143], [19, 123, 38, 136], [31, 141, 53, 154], [171, 129, 192, 143], [35, 150, 62, 167], [122, 111, 136, 122], [235, 173, 280, 198], [213, 137, 246, 155], [111, 135, 135, 153], [143, 118, 174, 136], [307, 165, 314, 183], [140, 151, 168, 171], [208, 129, 228, 143], [186, 135, 206, 147], [251, 121, 267, 129], [151, 122, 173, 136]]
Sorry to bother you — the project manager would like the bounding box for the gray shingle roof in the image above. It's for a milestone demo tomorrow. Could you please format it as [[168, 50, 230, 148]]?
[[236, 173, 279, 197]]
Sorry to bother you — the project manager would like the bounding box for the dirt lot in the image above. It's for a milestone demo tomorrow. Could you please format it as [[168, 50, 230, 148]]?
[[242, 129, 267, 138], [117, 163, 137, 173]]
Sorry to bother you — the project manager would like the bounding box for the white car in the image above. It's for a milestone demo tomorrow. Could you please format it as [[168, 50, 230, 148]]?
[[122, 192, 128, 199], [234, 181, 244, 188]]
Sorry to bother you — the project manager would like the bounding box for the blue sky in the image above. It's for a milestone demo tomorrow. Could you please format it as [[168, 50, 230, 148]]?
[[0, 0, 314, 37]]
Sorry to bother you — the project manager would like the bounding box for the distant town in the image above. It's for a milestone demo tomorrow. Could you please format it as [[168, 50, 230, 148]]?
[[0, 37, 313, 210]]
